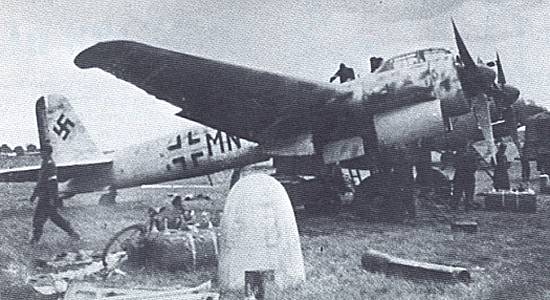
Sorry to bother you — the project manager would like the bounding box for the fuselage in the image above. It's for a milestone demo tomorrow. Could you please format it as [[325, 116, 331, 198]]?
[[60, 127, 268, 196]]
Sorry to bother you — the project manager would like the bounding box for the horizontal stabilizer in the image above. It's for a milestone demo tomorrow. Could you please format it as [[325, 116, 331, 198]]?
[[0, 158, 112, 183]]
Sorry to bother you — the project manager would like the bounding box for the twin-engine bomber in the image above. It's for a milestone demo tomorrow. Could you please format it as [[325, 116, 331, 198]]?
[[1, 22, 525, 218]]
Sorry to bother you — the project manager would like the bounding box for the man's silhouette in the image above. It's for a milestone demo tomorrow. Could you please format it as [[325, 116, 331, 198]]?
[[30, 143, 79, 244], [451, 141, 478, 212], [494, 143, 511, 191], [330, 63, 355, 83]]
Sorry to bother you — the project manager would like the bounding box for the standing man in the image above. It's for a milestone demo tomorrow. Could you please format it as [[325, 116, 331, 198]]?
[[329, 63, 355, 83], [493, 143, 511, 191], [393, 145, 416, 220], [29, 143, 80, 244], [520, 147, 531, 183], [451, 141, 478, 212]]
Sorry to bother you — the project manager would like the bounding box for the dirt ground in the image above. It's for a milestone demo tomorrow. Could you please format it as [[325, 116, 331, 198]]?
[[0, 162, 549, 299]]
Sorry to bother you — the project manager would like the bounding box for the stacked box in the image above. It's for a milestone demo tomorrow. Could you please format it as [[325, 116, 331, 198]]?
[[540, 174, 550, 194], [484, 190, 537, 213]]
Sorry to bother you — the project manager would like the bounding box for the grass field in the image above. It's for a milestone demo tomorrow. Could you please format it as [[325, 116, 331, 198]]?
[[0, 161, 549, 299]]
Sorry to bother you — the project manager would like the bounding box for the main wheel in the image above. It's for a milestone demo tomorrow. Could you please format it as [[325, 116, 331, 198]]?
[[273, 174, 341, 215], [352, 173, 406, 222], [102, 224, 147, 268], [415, 167, 451, 207], [302, 178, 342, 216]]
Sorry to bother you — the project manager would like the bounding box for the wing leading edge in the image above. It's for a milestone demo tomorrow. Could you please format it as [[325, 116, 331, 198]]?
[[74, 41, 352, 143]]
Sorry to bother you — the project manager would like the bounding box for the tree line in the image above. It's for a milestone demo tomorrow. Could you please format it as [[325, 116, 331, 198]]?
[[0, 144, 39, 156]]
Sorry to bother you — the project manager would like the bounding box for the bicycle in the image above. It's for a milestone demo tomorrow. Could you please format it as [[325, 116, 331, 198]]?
[[101, 206, 209, 270]]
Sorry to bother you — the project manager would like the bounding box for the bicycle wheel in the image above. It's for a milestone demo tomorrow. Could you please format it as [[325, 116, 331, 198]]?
[[102, 224, 147, 268]]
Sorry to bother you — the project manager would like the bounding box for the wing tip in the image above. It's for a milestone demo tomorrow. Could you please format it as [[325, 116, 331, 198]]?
[[74, 40, 136, 69]]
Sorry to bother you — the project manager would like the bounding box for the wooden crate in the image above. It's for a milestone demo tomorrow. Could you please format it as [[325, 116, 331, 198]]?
[[484, 191, 537, 213]]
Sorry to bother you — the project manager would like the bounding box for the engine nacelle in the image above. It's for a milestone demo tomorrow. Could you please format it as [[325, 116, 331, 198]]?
[[373, 99, 445, 146]]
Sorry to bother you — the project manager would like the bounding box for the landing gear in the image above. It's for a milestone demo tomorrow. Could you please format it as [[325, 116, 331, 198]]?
[[415, 167, 452, 207], [272, 174, 342, 215], [303, 178, 342, 216], [352, 173, 408, 222], [99, 188, 118, 206]]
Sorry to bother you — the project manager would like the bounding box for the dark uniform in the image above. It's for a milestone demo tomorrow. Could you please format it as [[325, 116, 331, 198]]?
[[451, 145, 478, 212], [330, 63, 355, 83], [494, 144, 510, 191], [520, 148, 531, 182], [30, 151, 79, 244]]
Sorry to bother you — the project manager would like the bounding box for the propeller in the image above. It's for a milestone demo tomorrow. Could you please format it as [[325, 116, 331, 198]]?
[[492, 52, 520, 109], [494, 52, 521, 151], [452, 19, 498, 162], [452, 21, 522, 163]]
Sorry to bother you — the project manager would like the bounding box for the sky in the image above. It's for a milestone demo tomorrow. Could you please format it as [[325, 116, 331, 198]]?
[[1, 0, 549, 150]]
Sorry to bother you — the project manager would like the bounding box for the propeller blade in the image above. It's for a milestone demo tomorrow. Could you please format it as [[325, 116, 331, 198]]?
[[496, 52, 506, 86], [452, 19, 476, 69], [472, 94, 497, 163], [452, 20, 496, 97]]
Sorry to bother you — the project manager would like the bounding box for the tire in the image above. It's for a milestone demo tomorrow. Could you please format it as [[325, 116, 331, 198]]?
[[302, 178, 341, 216], [304, 195, 341, 215], [352, 173, 406, 222], [415, 167, 451, 207], [102, 224, 147, 268], [273, 175, 340, 215]]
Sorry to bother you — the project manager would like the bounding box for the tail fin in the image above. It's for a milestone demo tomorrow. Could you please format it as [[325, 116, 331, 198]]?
[[36, 95, 106, 164]]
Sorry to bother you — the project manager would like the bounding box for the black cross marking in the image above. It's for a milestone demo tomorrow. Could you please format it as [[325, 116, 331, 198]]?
[[168, 135, 182, 151], [172, 156, 187, 169], [190, 151, 204, 167], [53, 114, 75, 140], [187, 131, 200, 145]]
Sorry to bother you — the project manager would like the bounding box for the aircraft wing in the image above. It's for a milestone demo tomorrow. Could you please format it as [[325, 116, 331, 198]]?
[[0, 158, 113, 182], [74, 41, 355, 144]]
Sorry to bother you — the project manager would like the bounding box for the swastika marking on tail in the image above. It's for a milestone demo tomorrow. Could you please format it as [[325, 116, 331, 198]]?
[[53, 114, 75, 140]]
